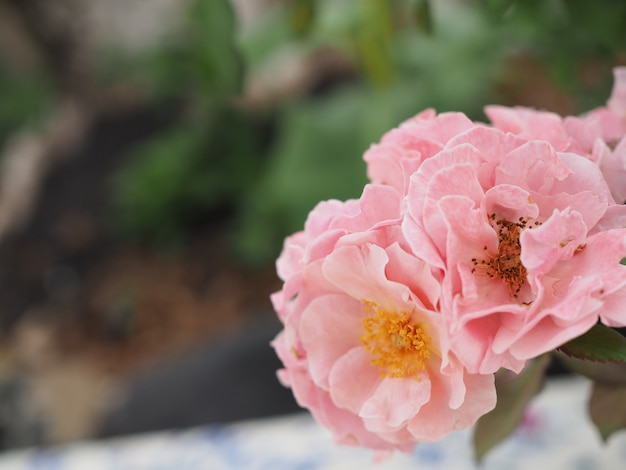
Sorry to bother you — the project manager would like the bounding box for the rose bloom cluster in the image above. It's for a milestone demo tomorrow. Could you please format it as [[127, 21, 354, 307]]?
[[271, 68, 626, 452]]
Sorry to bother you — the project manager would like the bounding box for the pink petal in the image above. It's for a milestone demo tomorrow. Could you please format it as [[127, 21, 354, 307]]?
[[328, 346, 381, 414], [446, 123, 526, 163], [322, 244, 411, 312], [496, 140, 570, 193], [407, 371, 495, 441], [384, 242, 441, 311], [520, 208, 587, 276], [420, 146, 485, 254], [360, 377, 431, 430], [493, 278, 602, 357], [437, 195, 498, 298], [304, 199, 359, 238], [482, 184, 539, 227], [563, 115, 602, 154], [363, 143, 408, 191], [593, 203, 626, 232], [300, 294, 364, 388], [450, 307, 527, 374], [397, 111, 474, 145], [608, 67, 626, 117], [555, 152, 612, 206], [599, 136, 626, 204], [330, 184, 402, 232], [401, 211, 446, 273], [276, 233, 305, 281], [485, 105, 572, 151]]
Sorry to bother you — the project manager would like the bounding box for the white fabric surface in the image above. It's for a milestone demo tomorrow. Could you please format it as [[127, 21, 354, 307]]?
[[0, 377, 624, 469]]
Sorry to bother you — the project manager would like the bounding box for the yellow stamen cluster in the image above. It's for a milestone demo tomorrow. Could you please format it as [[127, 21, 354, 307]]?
[[359, 301, 432, 380], [471, 214, 540, 298]]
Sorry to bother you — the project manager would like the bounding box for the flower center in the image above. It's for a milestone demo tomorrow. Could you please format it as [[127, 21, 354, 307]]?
[[359, 301, 432, 380], [471, 214, 540, 298]]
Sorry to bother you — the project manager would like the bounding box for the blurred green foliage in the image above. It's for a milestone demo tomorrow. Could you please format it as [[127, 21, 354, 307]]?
[[98, 0, 242, 103], [477, 0, 626, 108], [110, 0, 626, 264], [113, 107, 268, 246], [0, 66, 53, 145], [231, 0, 504, 263], [2, 0, 625, 265], [110, 0, 249, 247]]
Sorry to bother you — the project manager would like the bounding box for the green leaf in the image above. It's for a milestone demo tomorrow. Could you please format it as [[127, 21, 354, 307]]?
[[557, 324, 626, 364], [412, 0, 433, 35], [0, 68, 53, 142], [356, 0, 394, 87], [554, 350, 626, 385], [112, 106, 266, 246], [473, 354, 550, 462], [481, 0, 517, 18], [187, 0, 244, 96], [112, 127, 205, 244], [289, 0, 316, 36], [589, 381, 626, 441], [564, 0, 626, 52]]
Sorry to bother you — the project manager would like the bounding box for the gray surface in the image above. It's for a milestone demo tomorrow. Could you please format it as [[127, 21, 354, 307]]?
[[98, 316, 300, 437]]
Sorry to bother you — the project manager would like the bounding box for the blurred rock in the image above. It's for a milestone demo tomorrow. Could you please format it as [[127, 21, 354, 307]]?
[[0, 316, 116, 448], [0, 375, 45, 449], [98, 316, 300, 437]]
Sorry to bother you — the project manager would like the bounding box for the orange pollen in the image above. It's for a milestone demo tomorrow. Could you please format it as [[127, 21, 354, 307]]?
[[359, 301, 432, 380], [471, 214, 540, 298]]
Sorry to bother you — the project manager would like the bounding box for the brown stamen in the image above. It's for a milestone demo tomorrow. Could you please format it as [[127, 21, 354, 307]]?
[[472, 214, 540, 299]]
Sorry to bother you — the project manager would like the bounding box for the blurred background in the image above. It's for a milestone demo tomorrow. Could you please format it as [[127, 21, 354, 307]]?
[[0, 0, 624, 452]]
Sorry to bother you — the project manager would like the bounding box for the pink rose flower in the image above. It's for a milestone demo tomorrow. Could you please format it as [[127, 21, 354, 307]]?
[[402, 124, 626, 374], [363, 109, 475, 194], [273, 68, 626, 452], [485, 67, 626, 203], [272, 184, 496, 451]]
